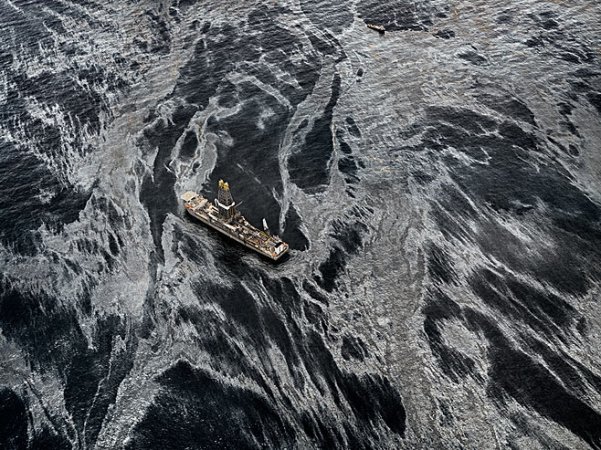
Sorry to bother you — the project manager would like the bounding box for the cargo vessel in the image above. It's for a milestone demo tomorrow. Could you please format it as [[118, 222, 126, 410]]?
[[366, 23, 385, 34], [181, 180, 289, 261]]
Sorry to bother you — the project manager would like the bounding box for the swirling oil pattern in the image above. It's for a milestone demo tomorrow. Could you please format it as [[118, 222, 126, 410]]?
[[0, 0, 600, 449]]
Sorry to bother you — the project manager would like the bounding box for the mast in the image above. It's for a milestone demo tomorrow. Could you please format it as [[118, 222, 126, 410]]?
[[215, 179, 236, 219]]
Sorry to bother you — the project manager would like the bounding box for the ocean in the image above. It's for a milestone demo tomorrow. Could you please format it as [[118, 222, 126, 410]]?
[[0, 0, 600, 448]]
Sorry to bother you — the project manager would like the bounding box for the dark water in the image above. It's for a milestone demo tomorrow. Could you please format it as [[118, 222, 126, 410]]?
[[1, 1, 601, 449]]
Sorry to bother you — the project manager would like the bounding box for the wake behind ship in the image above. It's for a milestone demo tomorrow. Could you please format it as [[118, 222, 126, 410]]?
[[182, 180, 289, 261]]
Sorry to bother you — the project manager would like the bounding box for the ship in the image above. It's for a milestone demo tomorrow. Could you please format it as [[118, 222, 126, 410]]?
[[181, 180, 289, 261], [366, 23, 385, 34]]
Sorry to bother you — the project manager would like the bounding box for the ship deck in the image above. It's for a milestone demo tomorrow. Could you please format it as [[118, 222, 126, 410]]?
[[182, 192, 288, 260]]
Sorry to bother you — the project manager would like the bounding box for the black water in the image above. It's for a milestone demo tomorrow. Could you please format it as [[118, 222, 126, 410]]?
[[1, 1, 601, 449]]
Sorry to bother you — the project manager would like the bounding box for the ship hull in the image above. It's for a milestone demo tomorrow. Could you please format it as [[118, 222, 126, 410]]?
[[185, 209, 288, 261]]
